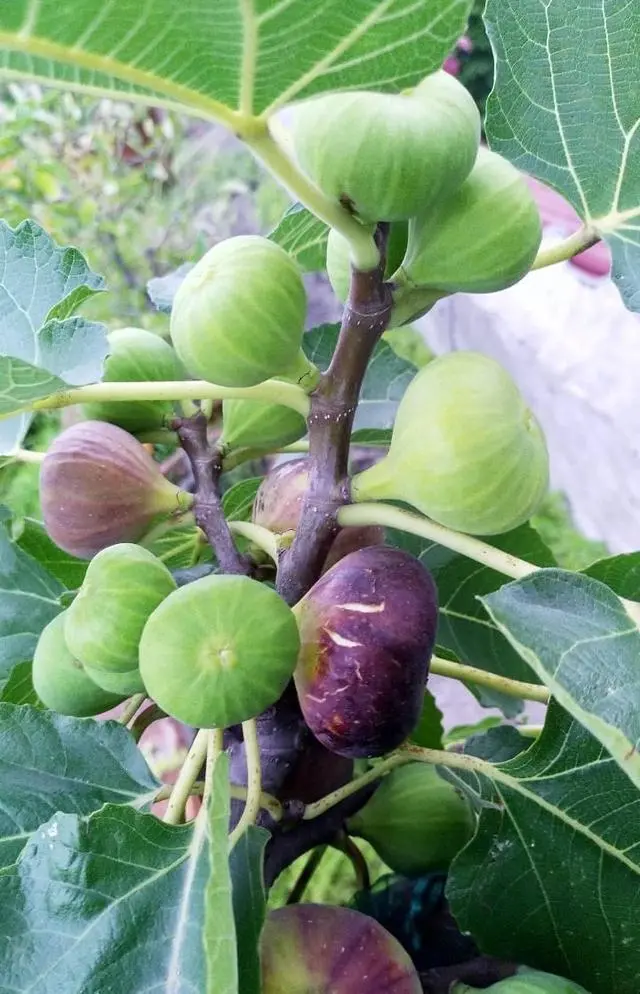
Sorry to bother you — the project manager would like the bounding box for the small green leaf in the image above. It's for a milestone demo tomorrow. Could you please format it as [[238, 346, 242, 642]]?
[[269, 204, 328, 272], [483, 568, 640, 790], [350, 428, 392, 447], [0, 703, 159, 869], [409, 689, 444, 749], [230, 825, 269, 994], [222, 478, 263, 522], [442, 716, 504, 749], [143, 522, 212, 570], [584, 552, 640, 600], [205, 752, 238, 994], [13, 517, 88, 589], [0, 661, 41, 708]]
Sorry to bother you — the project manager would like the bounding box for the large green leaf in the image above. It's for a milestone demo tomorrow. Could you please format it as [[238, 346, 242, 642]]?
[[0, 804, 209, 993], [0, 507, 64, 684], [387, 523, 555, 714], [0, 704, 159, 870], [483, 568, 640, 790], [485, 0, 640, 310], [230, 826, 270, 994], [205, 753, 238, 994], [0, 1, 472, 118], [0, 220, 107, 454], [447, 701, 640, 994], [0, 661, 40, 708], [304, 324, 416, 431]]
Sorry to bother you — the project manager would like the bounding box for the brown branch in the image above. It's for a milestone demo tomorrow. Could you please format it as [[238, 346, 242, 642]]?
[[173, 412, 250, 575]]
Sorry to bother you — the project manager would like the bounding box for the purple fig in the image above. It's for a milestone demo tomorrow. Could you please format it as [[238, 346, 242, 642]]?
[[253, 458, 384, 572], [261, 904, 422, 994], [293, 546, 438, 758], [40, 421, 192, 559]]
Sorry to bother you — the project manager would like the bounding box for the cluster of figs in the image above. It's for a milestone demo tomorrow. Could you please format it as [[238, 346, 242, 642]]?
[[29, 69, 582, 992]]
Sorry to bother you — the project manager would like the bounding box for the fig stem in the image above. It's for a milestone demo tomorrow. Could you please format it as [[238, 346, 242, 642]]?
[[130, 704, 168, 743], [117, 694, 147, 727], [531, 225, 600, 271], [285, 845, 328, 905], [203, 728, 225, 812], [164, 728, 211, 825], [228, 520, 278, 563], [228, 718, 262, 850], [430, 655, 550, 703], [331, 831, 371, 893], [14, 378, 310, 421], [174, 414, 251, 576], [153, 780, 284, 821], [247, 125, 381, 272], [13, 447, 45, 464]]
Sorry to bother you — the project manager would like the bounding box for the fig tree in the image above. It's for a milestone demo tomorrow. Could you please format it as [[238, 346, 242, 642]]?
[[82, 327, 186, 433], [287, 71, 480, 222], [454, 968, 591, 993], [347, 762, 475, 876], [326, 221, 408, 305], [261, 904, 422, 993], [32, 612, 125, 716], [65, 544, 176, 674], [170, 235, 307, 387], [139, 574, 300, 727], [40, 421, 192, 559], [351, 351, 549, 536], [399, 147, 542, 294], [293, 545, 438, 758]]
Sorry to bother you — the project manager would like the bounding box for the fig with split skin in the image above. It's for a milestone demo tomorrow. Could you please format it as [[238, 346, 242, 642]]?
[[139, 574, 300, 728], [351, 351, 549, 536], [170, 235, 309, 387], [347, 762, 475, 876], [454, 969, 592, 993], [260, 904, 422, 994], [287, 70, 480, 223], [40, 421, 193, 559], [293, 545, 438, 758], [398, 146, 542, 295], [253, 457, 384, 571], [32, 612, 126, 717], [81, 327, 186, 434], [64, 543, 176, 692]]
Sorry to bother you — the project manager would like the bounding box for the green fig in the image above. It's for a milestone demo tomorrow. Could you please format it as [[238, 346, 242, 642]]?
[[170, 235, 307, 387], [40, 421, 192, 559], [82, 663, 146, 696], [81, 327, 186, 434], [347, 762, 474, 876], [32, 613, 125, 716], [454, 968, 591, 993], [221, 397, 307, 453], [399, 147, 542, 294], [139, 574, 300, 727], [287, 71, 480, 223], [65, 544, 176, 675], [326, 221, 409, 304], [351, 351, 549, 536]]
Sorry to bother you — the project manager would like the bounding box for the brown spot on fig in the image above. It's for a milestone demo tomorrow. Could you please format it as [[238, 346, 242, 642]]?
[[293, 546, 438, 758]]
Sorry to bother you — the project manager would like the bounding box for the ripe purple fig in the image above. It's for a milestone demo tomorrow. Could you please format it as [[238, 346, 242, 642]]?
[[253, 458, 383, 572], [40, 421, 193, 559], [261, 904, 422, 994], [293, 546, 438, 758]]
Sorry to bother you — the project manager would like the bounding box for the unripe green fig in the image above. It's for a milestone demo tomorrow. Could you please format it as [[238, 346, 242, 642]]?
[[82, 327, 186, 433], [65, 544, 176, 674], [294, 546, 438, 758], [326, 222, 409, 304], [32, 612, 125, 716], [347, 763, 474, 876], [170, 235, 307, 387], [139, 574, 300, 727], [454, 968, 591, 994], [351, 351, 549, 536], [287, 71, 480, 222], [40, 421, 192, 559], [261, 904, 422, 994], [221, 397, 307, 453], [253, 458, 383, 571], [82, 662, 145, 696], [399, 147, 542, 294]]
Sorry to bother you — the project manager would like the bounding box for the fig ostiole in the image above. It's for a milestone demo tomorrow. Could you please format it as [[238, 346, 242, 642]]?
[[398, 146, 542, 294], [170, 235, 307, 388], [32, 612, 126, 717], [326, 221, 408, 307], [293, 545, 438, 758], [139, 574, 300, 728], [287, 70, 480, 223], [260, 904, 422, 994], [347, 762, 475, 876], [40, 421, 193, 559], [453, 968, 592, 993], [64, 543, 176, 674], [82, 327, 186, 434], [351, 351, 549, 536], [253, 458, 383, 572]]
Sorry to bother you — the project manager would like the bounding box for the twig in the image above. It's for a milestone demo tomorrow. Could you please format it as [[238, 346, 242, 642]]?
[[153, 779, 284, 821], [430, 655, 549, 703], [228, 718, 262, 849], [163, 728, 210, 825]]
